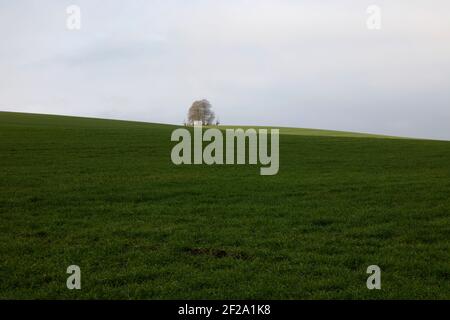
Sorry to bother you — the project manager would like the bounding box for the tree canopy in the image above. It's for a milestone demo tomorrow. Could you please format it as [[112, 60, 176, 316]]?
[[188, 99, 215, 125]]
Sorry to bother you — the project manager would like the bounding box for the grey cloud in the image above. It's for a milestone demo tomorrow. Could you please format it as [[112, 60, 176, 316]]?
[[0, 0, 449, 139]]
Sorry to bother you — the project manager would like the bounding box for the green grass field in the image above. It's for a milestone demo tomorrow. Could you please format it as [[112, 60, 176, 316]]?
[[0, 111, 449, 299]]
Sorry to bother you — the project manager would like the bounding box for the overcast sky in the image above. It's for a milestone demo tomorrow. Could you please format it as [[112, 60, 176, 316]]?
[[1, 0, 449, 139]]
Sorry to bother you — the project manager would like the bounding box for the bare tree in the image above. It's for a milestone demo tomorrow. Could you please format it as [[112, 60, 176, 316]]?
[[188, 99, 215, 125]]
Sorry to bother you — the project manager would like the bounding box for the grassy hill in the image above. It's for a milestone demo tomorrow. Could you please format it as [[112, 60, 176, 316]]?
[[0, 111, 449, 299], [219, 125, 402, 139]]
